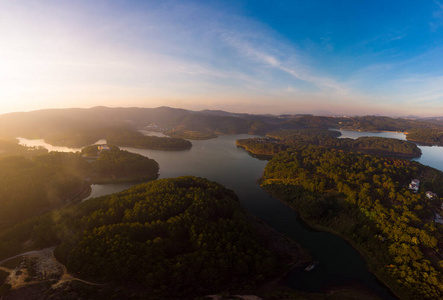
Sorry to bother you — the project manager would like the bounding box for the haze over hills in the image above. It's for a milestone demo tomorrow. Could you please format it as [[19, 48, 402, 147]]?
[[2, 1, 443, 298], [1, 106, 443, 299], [2, 106, 443, 148]]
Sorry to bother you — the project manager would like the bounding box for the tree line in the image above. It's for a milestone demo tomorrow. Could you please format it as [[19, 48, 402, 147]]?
[[261, 145, 443, 299], [53, 176, 280, 298], [0, 146, 159, 232], [237, 129, 422, 158]]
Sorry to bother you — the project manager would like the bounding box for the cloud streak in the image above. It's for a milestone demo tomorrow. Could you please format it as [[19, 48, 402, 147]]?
[[1, 1, 443, 116]]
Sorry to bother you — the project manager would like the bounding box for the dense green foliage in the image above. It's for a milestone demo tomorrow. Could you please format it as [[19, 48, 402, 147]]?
[[262, 145, 443, 299], [237, 129, 421, 158], [236, 138, 289, 155], [336, 116, 418, 132], [0, 146, 158, 231], [166, 128, 217, 140], [55, 177, 277, 298], [348, 136, 422, 157], [0, 153, 86, 230], [85, 145, 159, 181], [406, 128, 443, 145], [0, 140, 48, 157], [45, 126, 193, 150], [106, 129, 192, 150], [81, 145, 159, 182], [267, 128, 342, 141], [279, 115, 443, 145]]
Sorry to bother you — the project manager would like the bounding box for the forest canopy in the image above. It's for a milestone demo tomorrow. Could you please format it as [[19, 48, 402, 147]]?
[[237, 129, 422, 158], [55, 176, 279, 298], [0, 146, 159, 231], [0, 153, 86, 230], [261, 145, 443, 299], [81, 145, 159, 182]]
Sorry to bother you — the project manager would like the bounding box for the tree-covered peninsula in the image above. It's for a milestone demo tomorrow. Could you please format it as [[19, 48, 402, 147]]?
[[81, 145, 159, 183], [106, 128, 192, 150], [237, 129, 422, 158], [44, 176, 300, 299], [0, 146, 159, 232], [261, 145, 443, 299], [0, 153, 88, 231]]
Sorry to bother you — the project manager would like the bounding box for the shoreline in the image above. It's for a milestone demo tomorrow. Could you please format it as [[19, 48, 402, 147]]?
[[235, 143, 274, 160], [338, 128, 443, 147], [338, 128, 407, 134], [88, 173, 159, 184], [260, 185, 401, 300], [236, 139, 421, 159]]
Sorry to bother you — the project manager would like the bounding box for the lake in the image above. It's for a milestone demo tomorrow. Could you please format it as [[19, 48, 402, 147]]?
[[335, 129, 443, 172], [16, 137, 107, 153], [18, 134, 399, 298]]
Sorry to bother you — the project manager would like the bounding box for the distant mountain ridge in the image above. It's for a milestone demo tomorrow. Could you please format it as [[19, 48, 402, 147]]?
[[0, 106, 280, 147], [2, 106, 443, 147]]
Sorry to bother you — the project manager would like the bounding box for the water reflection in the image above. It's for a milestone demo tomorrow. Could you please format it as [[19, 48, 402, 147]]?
[[15, 134, 411, 298], [334, 129, 407, 141], [17, 137, 107, 153]]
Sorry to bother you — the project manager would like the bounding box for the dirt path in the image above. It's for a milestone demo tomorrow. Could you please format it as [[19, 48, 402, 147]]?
[[51, 251, 106, 288], [0, 247, 56, 265], [0, 246, 107, 290], [0, 266, 11, 273]]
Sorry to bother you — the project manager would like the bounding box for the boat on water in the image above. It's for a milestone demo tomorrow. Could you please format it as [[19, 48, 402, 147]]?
[[304, 261, 319, 271]]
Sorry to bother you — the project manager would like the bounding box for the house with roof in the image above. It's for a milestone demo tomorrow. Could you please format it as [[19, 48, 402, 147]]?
[[409, 179, 420, 192], [426, 191, 438, 199], [98, 145, 110, 152]]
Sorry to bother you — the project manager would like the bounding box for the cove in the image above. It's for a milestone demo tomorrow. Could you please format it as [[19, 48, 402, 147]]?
[[19, 135, 396, 298]]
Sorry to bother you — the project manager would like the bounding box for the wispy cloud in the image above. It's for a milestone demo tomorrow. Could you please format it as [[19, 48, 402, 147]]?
[[2, 0, 443, 116], [219, 30, 351, 95], [431, 0, 443, 30]]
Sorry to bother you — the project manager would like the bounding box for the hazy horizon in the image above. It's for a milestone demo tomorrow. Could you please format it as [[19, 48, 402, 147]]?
[[2, 1, 443, 117], [0, 104, 436, 119]]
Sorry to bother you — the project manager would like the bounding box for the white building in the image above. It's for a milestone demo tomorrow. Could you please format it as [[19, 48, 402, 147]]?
[[426, 191, 438, 199]]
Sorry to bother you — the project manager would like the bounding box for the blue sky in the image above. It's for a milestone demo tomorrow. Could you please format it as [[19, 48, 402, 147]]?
[[1, 0, 443, 116]]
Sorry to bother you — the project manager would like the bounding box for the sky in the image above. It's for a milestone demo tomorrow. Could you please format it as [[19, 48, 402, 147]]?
[[1, 0, 443, 116]]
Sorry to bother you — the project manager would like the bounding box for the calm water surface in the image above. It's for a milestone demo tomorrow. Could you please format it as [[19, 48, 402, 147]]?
[[16, 137, 106, 153], [336, 129, 407, 141], [19, 134, 400, 298], [20, 132, 443, 297]]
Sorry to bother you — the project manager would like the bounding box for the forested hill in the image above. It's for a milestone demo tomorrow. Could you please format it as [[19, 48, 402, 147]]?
[[262, 145, 443, 299], [0, 153, 88, 230], [0, 107, 278, 147], [3, 106, 443, 147], [81, 145, 159, 183], [53, 176, 286, 298], [0, 146, 159, 231]]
